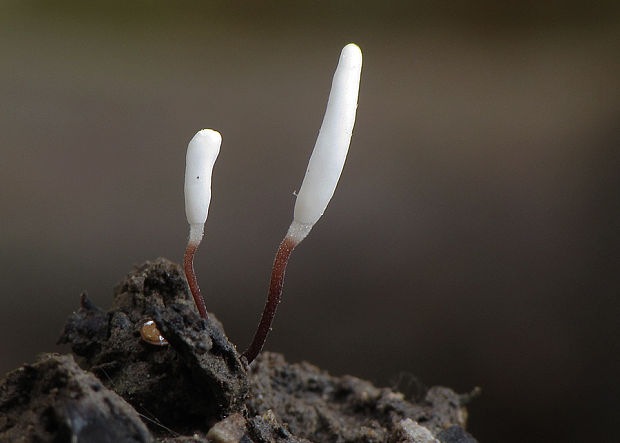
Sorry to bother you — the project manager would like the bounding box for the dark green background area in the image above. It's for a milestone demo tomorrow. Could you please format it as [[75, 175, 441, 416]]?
[[1, 2, 619, 441]]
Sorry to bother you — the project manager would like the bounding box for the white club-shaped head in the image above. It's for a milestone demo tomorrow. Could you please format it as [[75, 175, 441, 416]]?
[[288, 43, 362, 243], [184, 129, 221, 245]]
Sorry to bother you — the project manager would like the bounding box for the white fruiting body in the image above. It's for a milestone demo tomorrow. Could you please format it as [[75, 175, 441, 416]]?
[[184, 129, 222, 245], [243, 43, 363, 363], [287, 43, 362, 244]]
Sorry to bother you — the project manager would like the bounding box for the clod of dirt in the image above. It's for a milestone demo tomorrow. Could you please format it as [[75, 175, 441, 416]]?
[[0, 353, 151, 442], [3, 257, 477, 442], [246, 352, 472, 442], [58, 258, 249, 434], [149, 302, 248, 415]]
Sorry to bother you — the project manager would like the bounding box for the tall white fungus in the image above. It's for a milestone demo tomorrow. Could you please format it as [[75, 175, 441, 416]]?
[[243, 43, 363, 363], [288, 43, 362, 243]]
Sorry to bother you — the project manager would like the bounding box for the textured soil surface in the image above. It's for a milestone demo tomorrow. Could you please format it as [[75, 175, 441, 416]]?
[[0, 258, 478, 442]]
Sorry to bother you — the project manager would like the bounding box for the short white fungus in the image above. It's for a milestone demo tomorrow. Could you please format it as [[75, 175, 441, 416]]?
[[184, 129, 222, 245]]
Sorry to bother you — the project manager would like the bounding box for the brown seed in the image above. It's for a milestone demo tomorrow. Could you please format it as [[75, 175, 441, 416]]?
[[140, 320, 168, 346]]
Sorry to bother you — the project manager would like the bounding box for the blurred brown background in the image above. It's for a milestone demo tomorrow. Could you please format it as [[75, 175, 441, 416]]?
[[1, 1, 619, 441]]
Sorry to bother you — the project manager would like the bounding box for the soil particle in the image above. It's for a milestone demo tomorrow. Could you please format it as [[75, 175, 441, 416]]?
[[393, 418, 440, 442], [205, 413, 247, 442], [0, 353, 151, 442], [2, 258, 477, 442], [245, 409, 310, 443]]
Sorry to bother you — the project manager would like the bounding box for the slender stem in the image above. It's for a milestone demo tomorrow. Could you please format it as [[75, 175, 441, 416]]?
[[243, 235, 297, 364], [184, 242, 208, 319]]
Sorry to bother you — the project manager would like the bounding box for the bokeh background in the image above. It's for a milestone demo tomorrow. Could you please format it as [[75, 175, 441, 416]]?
[[1, 1, 619, 441]]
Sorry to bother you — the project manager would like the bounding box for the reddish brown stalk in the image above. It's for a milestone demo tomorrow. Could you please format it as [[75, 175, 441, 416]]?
[[184, 242, 208, 319], [243, 235, 297, 364]]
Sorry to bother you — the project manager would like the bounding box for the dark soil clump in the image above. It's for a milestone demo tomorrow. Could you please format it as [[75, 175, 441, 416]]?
[[58, 259, 249, 434], [0, 353, 151, 442], [247, 352, 472, 442], [1, 258, 477, 442]]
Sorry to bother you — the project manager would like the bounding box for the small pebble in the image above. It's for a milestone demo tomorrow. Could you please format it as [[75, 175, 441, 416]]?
[[140, 320, 168, 346]]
